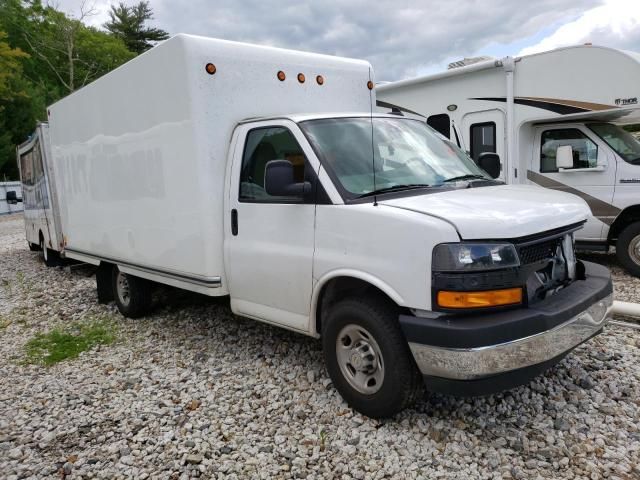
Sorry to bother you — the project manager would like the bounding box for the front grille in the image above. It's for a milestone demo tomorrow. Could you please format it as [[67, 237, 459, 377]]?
[[518, 237, 563, 265]]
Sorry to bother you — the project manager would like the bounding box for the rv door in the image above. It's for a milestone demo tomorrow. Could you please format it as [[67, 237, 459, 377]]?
[[528, 124, 616, 241], [461, 110, 505, 181]]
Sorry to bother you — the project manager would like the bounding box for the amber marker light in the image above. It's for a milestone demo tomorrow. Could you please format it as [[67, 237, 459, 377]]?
[[316, 75, 324, 85], [367, 80, 374, 90], [437, 288, 523, 309], [205, 63, 216, 75], [277, 70, 286, 81], [297, 73, 306, 83]]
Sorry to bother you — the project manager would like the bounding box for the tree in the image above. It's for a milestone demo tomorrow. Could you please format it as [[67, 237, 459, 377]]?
[[21, 1, 135, 93], [0, 30, 29, 177], [104, 1, 169, 54]]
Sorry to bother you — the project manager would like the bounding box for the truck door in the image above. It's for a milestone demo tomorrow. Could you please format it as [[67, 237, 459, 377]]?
[[529, 124, 616, 241], [225, 120, 319, 332], [462, 110, 506, 181]]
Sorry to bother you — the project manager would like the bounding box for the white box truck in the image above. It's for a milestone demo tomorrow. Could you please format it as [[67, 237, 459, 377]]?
[[22, 35, 613, 417], [377, 45, 640, 277]]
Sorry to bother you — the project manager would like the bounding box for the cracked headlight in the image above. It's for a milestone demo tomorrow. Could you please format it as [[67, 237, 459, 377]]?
[[433, 243, 520, 272]]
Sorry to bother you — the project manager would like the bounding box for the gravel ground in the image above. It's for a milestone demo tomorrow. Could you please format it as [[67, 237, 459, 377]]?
[[1, 213, 639, 480]]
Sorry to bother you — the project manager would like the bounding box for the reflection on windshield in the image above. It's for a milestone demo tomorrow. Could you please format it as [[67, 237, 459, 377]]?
[[299, 117, 491, 199], [589, 123, 640, 164]]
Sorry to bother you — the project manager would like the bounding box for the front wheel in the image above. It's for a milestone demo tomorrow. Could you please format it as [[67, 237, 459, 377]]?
[[617, 222, 640, 277], [112, 267, 152, 318], [322, 296, 423, 418]]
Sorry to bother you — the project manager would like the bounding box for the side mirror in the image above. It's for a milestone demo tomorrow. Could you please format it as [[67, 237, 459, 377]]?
[[264, 160, 311, 197], [477, 152, 501, 179], [6, 191, 21, 204], [556, 145, 573, 169]]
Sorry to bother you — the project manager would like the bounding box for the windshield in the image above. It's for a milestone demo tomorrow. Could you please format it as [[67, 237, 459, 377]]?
[[589, 123, 640, 164], [299, 117, 492, 199]]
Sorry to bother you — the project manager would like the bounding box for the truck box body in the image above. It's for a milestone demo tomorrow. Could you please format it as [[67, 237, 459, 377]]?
[[48, 34, 373, 293]]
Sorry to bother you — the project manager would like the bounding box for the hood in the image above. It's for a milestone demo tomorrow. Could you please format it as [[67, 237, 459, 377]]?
[[380, 184, 590, 239]]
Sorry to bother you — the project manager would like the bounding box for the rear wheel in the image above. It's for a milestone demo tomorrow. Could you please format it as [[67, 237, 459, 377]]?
[[322, 295, 423, 418], [39, 236, 58, 267], [112, 267, 152, 318], [616, 222, 640, 277]]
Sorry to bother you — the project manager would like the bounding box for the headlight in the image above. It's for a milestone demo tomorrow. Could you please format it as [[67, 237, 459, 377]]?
[[433, 243, 520, 272]]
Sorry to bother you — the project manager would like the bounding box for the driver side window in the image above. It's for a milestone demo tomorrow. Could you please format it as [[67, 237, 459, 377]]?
[[239, 127, 307, 203], [540, 129, 598, 172]]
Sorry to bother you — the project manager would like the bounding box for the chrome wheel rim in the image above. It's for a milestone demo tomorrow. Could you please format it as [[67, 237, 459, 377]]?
[[336, 324, 384, 395], [116, 271, 131, 307], [629, 234, 640, 266]]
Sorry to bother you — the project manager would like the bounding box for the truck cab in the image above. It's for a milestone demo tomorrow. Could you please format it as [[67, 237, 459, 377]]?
[[529, 120, 640, 276], [219, 112, 613, 417]]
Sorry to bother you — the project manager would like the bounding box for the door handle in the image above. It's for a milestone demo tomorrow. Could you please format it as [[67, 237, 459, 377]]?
[[231, 209, 238, 236]]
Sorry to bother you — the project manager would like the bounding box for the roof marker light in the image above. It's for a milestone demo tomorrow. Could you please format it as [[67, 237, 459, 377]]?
[[277, 71, 286, 81], [367, 81, 374, 90], [205, 63, 216, 75], [297, 73, 305, 83], [316, 75, 324, 85]]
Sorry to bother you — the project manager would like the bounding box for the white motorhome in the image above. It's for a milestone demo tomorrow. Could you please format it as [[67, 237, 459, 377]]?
[[24, 35, 614, 417], [377, 45, 640, 277], [16, 124, 64, 265]]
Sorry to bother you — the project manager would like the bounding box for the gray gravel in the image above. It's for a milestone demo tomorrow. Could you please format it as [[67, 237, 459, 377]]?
[[1, 213, 639, 480]]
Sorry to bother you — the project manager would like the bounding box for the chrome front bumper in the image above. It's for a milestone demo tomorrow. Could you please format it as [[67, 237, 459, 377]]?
[[408, 293, 613, 380]]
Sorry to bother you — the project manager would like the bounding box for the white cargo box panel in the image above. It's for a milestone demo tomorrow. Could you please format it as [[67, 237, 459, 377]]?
[[48, 34, 374, 293]]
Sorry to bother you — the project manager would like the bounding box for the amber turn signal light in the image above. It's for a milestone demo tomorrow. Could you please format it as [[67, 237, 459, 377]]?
[[205, 63, 216, 75], [437, 288, 523, 309], [367, 80, 374, 90]]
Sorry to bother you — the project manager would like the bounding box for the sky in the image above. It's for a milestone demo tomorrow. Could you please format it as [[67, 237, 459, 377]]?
[[59, 0, 640, 81]]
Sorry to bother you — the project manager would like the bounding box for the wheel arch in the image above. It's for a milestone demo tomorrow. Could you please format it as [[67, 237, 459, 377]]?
[[608, 205, 640, 243], [311, 270, 405, 337]]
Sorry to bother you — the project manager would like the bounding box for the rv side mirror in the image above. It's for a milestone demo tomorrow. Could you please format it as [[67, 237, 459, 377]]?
[[264, 160, 311, 197], [556, 145, 574, 169], [477, 152, 501, 179], [5, 190, 20, 204]]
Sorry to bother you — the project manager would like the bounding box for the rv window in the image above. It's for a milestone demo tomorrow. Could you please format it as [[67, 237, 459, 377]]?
[[540, 129, 598, 172], [427, 114, 450, 139], [240, 127, 307, 203], [470, 122, 496, 162]]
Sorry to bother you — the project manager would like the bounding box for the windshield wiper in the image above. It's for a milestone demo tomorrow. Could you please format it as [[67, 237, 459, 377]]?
[[357, 184, 431, 198], [441, 174, 488, 183]]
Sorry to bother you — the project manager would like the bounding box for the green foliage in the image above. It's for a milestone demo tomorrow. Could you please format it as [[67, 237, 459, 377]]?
[[105, 1, 169, 54], [24, 316, 117, 365], [0, 0, 165, 179]]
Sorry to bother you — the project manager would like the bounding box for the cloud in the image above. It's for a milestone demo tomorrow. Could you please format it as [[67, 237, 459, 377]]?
[[519, 0, 640, 56], [55, 0, 604, 80]]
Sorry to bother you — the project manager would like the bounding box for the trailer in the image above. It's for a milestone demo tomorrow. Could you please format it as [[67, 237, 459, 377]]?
[[377, 45, 640, 276], [19, 34, 614, 418], [15, 123, 64, 265], [0, 181, 23, 215]]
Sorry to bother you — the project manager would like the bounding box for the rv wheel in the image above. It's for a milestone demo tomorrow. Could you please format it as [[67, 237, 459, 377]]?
[[617, 222, 640, 277], [321, 295, 423, 418], [39, 237, 58, 267], [112, 267, 152, 318]]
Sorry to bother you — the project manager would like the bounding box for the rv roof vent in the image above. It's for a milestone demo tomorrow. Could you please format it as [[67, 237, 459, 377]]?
[[447, 56, 494, 70]]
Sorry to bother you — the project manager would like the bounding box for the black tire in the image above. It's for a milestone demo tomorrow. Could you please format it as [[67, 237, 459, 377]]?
[[322, 295, 423, 418], [28, 242, 40, 252], [40, 236, 58, 267], [111, 267, 152, 318], [616, 222, 640, 277]]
